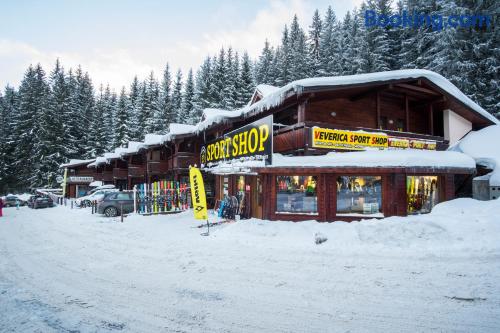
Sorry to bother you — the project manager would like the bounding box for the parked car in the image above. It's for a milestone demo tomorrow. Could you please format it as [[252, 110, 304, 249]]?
[[27, 195, 54, 209], [3, 195, 27, 207], [76, 189, 118, 207], [97, 191, 135, 217]]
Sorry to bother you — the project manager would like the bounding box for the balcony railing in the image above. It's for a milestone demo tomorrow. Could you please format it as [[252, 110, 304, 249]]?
[[173, 152, 198, 169], [147, 160, 169, 175], [113, 168, 128, 179], [128, 165, 145, 178], [102, 171, 113, 182]]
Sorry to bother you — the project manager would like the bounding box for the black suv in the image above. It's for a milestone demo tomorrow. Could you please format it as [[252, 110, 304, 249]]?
[[97, 191, 134, 217]]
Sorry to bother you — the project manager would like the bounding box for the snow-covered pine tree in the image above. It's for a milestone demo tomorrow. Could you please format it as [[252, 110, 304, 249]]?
[[158, 64, 173, 132], [308, 9, 323, 77], [275, 25, 292, 86], [319, 6, 342, 76], [238, 52, 255, 107], [114, 87, 130, 147], [15, 64, 51, 189], [172, 69, 183, 124], [143, 71, 160, 133], [43, 59, 72, 186], [0, 86, 18, 192], [126, 76, 141, 140], [102, 85, 116, 149], [211, 48, 228, 108], [289, 15, 310, 81], [255, 39, 275, 85], [182, 69, 197, 124], [221, 47, 237, 109], [88, 85, 107, 156], [193, 56, 213, 115]]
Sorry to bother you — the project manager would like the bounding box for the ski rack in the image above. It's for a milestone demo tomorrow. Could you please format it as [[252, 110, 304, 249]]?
[[133, 180, 191, 215]]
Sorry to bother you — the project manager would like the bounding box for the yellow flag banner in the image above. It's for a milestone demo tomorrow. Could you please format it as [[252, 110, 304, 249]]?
[[189, 167, 208, 220], [61, 167, 68, 198]]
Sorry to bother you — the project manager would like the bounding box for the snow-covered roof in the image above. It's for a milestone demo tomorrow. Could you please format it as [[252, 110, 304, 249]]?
[[144, 133, 166, 146], [196, 109, 240, 133], [450, 125, 500, 186], [204, 150, 475, 174], [196, 69, 498, 134], [255, 84, 280, 97], [269, 150, 475, 170], [60, 159, 95, 168], [169, 123, 197, 136]]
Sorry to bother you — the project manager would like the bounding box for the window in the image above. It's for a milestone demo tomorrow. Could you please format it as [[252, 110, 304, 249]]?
[[337, 176, 382, 216], [380, 116, 388, 130], [276, 176, 317, 214], [396, 119, 404, 132], [407, 176, 438, 214]]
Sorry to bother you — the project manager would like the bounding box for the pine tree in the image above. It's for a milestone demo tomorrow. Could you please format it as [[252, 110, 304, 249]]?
[[193, 56, 213, 115], [276, 25, 292, 85], [255, 40, 275, 85], [127, 76, 141, 140], [238, 52, 255, 107], [289, 15, 310, 80], [172, 69, 183, 123], [308, 10, 323, 76], [158, 64, 173, 132], [182, 69, 197, 124], [102, 85, 115, 149], [143, 71, 160, 133], [0, 86, 18, 192], [15, 64, 51, 189], [114, 87, 130, 147], [88, 85, 107, 156]]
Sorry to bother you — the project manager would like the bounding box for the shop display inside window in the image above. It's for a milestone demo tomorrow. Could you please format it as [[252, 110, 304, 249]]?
[[407, 176, 438, 214], [276, 176, 317, 214], [337, 176, 382, 216]]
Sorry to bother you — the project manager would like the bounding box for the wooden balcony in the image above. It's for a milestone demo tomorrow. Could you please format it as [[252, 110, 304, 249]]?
[[147, 160, 169, 175], [102, 171, 113, 182], [173, 152, 198, 169], [273, 122, 448, 153], [128, 165, 146, 178], [113, 168, 128, 179]]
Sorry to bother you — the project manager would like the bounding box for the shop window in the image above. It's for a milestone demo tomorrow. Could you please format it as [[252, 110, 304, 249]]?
[[337, 176, 382, 216], [407, 176, 438, 214], [276, 176, 317, 214]]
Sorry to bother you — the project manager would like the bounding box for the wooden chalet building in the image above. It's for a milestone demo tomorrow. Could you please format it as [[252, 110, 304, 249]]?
[[61, 69, 498, 222]]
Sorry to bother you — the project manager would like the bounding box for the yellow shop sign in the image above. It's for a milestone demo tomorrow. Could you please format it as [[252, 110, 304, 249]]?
[[312, 127, 388, 150]]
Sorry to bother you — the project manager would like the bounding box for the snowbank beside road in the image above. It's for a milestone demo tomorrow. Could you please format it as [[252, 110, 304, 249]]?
[[212, 197, 500, 256]]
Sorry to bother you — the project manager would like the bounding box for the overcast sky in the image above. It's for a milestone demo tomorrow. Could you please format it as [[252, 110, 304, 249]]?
[[0, 0, 363, 91]]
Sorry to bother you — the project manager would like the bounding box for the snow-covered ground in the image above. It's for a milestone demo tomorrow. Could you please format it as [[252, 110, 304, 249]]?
[[1, 199, 499, 332]]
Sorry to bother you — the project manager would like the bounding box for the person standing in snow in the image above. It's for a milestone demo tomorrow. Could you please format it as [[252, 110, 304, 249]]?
[[0, 198, 3, 217]]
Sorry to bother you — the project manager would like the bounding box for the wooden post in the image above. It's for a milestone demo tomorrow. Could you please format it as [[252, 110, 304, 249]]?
[[405, 94, 409, 132], [376, 91, 381, 129], [429, 104, 434, 135]]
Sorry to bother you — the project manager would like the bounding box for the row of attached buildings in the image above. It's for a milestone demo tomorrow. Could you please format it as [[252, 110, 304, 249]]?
[[61, 69, 499, 221]]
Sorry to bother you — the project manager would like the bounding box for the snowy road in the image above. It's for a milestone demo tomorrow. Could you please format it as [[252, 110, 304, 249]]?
[[1, 201, 500, 332]]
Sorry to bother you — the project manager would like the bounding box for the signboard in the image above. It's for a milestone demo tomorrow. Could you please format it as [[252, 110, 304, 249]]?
[[201, 115, 273, 167], [312, 127, 388, 150], [313, 127, 437, 151], [67, 176, 94, 183], [189, 166, 208, 220]]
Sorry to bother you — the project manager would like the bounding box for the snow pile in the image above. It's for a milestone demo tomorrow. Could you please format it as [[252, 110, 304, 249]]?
[[255, 84, 280, 97], [213, 197, 500, 255], [60, 159, 95, 168], [270, 150, 475, 169], [196, 109, 240, 133], [450, 125, 500, 186], [169, 123, 197, 136]]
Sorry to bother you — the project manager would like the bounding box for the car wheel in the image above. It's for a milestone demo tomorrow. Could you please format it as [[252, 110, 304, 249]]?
[[104, 206, 118, 217]]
